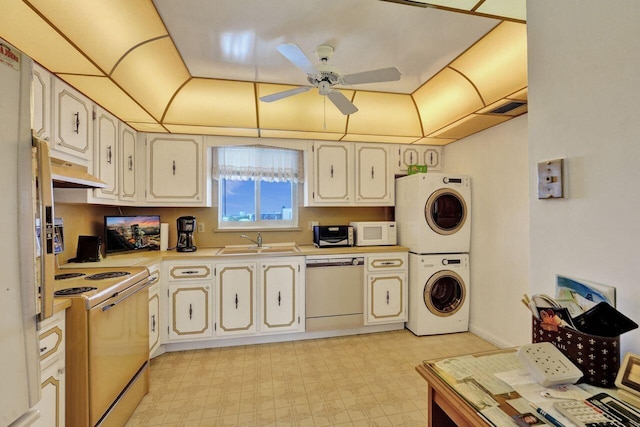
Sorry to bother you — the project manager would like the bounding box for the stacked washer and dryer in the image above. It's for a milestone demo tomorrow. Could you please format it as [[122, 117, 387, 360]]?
[[395, 173, 471, 335]]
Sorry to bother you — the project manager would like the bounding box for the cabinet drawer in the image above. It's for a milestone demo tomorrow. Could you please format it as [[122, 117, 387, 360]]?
[[39, 310, 65, 368], [366, 253, 407, 272], [168, 263, 213, 281]]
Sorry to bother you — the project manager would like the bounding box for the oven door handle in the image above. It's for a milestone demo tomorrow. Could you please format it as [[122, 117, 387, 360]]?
[[101, 276, 157, 312]]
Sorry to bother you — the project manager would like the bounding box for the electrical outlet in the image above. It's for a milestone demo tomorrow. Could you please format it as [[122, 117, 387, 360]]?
[[309, 221, 319, 230], [538, 158, 564, 199], [198, 222, 205, 233], [517, 342, 583, 387]]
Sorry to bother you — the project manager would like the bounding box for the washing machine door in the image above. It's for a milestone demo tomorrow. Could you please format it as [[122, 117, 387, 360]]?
[[424, 188, 467, 235], [424, 270, 466, 316]]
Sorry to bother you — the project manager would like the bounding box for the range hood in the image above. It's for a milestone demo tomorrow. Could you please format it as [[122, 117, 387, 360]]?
[[50, 157, 107, 189]]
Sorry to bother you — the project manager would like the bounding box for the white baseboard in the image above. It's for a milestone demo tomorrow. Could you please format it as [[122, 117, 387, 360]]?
[[155, 323, 405, 355]]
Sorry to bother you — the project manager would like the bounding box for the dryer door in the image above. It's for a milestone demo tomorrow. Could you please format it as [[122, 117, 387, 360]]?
[[424, 188, 467, 235], [424, 270, 466, 316]]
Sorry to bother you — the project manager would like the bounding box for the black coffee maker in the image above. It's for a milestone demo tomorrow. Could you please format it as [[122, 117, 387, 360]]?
[[176, 216, 197, 252]]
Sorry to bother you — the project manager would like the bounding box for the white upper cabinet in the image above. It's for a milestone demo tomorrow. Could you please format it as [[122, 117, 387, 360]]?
[[354, 143, 393, 205], [52, 78, 93, 162], [305, 141, 395, 206], [32, 63, 52, 142], [119, 123, 137, 202], [92, 106, 118, 201], [145, 134, 211, 206], [393, 145, 443, 175], [306, 141, 353, 205]]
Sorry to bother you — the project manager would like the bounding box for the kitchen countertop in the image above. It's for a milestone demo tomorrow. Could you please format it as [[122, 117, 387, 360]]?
[[59, 245, 409, 269], [53, 297, 72, 313]]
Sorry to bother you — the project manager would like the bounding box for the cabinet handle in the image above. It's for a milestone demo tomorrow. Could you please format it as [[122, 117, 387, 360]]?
[[189, 304, 193, 320], [235, 293, 239, 309], [57, 367, 65, 375], [73, 112, 80, 134], [107, 145, 112, 164], [278, 291, 281, 306], [410, 152, 414, 164], [128, 155, 133, 171], [371, 166, 375, 179], [172, 160, 176, 175], [386, 291, 390, 305], [182, 270, 199, 275], [330, 164, 334, 178], [40, 346, 48, 353], [151, 314, 156, 332]]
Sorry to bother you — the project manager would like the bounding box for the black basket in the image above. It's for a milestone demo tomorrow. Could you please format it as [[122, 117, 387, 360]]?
[[532, 317, 620, 387]]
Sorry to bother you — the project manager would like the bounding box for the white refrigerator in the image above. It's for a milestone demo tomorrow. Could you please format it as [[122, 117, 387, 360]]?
[[0, 40, 41, 425]]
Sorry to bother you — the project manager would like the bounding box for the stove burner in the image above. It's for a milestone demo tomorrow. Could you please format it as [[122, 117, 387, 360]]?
[[84, 271, 130, 280], [55, 272, 86, 280], [54, 286, 98, 296]]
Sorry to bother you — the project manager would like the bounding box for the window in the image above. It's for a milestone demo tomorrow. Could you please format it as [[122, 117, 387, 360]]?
[[214, 146, 301, 229]]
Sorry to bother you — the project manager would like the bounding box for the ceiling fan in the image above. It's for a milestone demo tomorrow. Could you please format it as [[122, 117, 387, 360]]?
[[259, 43, 401, 115]]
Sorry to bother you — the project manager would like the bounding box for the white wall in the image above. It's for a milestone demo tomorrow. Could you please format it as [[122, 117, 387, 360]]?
[[528, 1, 640, 355], [444, 115, 530, 348]]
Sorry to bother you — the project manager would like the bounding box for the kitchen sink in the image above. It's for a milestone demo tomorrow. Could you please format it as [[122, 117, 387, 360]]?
[[216, 243, 299, 256], [217, 247, 260, 255], [259, 247, 299, 253]]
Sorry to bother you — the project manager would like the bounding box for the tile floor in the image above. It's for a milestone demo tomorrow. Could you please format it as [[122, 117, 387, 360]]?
[[126, 329, 497, 426]]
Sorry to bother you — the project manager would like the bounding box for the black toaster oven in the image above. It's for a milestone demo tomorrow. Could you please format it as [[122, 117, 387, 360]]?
[[313, 225, 354, 248]]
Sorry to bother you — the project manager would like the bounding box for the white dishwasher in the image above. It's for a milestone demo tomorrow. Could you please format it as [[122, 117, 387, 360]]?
[[305, 255, 364, 331]]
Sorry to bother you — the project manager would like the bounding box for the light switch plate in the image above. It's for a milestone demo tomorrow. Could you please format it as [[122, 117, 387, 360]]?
[[517, 342, 583, 387], [538, 158, 564, 199]]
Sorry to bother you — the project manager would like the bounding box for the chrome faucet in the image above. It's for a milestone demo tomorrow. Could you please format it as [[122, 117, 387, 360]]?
[[240, 232, 263, 247]]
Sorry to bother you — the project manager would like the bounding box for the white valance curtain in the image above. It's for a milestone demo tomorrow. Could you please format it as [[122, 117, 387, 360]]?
[[213, 146, 303, 183]]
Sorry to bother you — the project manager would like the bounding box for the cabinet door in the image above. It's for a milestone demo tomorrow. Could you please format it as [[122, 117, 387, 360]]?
[[92, 106, 118, 200], [52, 78, 92, 161], [119, 123, 137, 202], [32, 63, 51, 141], [366, 272, 407, 324], [168, 284, 212, 340], [394, 145, 443, 174], [355, 143, 393, 205], [148, 283, 160, 356], [146, 134, 204, 204], [260, 260, 302, 333], [216, 262, 256, 337], [423, 146, 442, 171], [312, 142, 352, 204], [32, 359, 65, 427]]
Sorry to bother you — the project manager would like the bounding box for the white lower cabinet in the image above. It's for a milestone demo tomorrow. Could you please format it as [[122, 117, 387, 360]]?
[[148, 265, 161, 356], [259, 259, 304, 334], [214, 258, 306, 338], [148, 283, 161, 356], [364, 253, 408, 325], [215, 261, 257, 337], [168, 284, 213, 340], [33, 310, 66, 427], [33, 361, 65, 427], [166, 261, 213, 341]]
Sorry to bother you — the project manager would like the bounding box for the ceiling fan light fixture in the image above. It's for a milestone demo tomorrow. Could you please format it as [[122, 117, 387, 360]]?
[[263, 43, 401, 115]]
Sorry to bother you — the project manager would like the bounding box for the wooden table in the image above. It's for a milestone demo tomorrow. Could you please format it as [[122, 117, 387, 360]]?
[[415, 350, 521, 427]]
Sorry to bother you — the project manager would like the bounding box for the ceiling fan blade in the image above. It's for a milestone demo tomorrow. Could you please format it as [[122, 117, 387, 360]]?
[[276, 43, 318, 76], [327, 90, 358, 115], [341, 67, 401, 85], [259, 86, 311, 103]]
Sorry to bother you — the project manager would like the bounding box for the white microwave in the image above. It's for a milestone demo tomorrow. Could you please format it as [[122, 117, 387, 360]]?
[[349, 221, 397, 246]]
